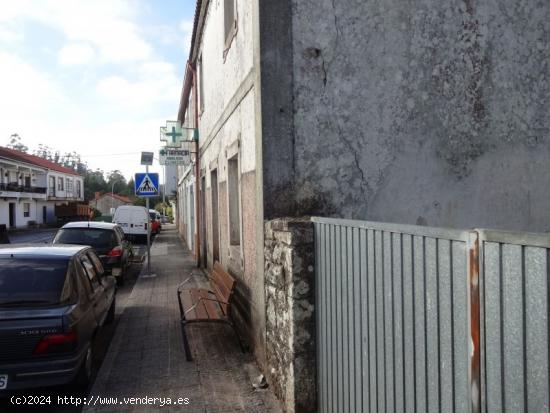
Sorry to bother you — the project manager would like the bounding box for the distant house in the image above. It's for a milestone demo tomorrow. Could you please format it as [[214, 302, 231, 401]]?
[[89, 192, 133, 216], [0, 146, 84, 228]]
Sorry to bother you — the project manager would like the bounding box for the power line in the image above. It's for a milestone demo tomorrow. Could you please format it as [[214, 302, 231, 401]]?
[[80, 151, 142, 158]]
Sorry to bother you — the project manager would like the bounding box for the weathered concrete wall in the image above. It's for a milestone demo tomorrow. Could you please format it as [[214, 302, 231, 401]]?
[[285, 0, 550, 232], [259, 0, 296, 219], [265, 218, 316, 413]]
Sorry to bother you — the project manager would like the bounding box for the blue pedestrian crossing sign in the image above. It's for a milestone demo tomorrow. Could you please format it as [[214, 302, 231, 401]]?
[[135, 173, 159, 197]]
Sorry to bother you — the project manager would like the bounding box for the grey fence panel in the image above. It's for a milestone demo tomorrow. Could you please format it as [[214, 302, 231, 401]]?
[[452, 240, 469, 413], [479, 230, 550, 413], [314, 217, 472, 413]]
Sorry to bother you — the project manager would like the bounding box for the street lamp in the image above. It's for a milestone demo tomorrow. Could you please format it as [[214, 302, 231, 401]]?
[[111, 180, 120, 216]]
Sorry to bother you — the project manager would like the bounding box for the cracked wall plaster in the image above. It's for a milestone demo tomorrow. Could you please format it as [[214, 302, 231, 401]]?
[[288, 0, 550, 231]]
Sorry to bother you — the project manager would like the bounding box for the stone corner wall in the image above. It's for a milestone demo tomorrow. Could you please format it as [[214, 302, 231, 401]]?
[[264, 217, 316, 413]]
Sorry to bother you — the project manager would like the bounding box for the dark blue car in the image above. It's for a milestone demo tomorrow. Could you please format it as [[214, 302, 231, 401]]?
[[0, 245, 116, 392]]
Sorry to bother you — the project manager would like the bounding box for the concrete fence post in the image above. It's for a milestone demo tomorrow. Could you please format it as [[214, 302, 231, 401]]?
[[264, 217, 316, 413]]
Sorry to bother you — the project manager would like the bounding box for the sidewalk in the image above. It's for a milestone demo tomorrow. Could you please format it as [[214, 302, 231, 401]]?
[[84, 226, 281, 413]]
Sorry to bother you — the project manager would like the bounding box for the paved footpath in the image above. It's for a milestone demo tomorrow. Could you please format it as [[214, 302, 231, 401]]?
[[84, 225, 281, 413]]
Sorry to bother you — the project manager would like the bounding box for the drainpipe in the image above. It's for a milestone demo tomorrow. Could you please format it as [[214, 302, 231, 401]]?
[[179, 60, 201, 267], [192, 64, 201, 268]]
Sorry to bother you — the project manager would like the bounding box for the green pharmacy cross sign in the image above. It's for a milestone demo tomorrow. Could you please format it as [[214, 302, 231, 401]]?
[[160, 121, 197, 147]]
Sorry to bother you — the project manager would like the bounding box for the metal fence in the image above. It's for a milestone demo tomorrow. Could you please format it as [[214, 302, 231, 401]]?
[[479, 230, 550, 413], [313, 217, 550, 413]]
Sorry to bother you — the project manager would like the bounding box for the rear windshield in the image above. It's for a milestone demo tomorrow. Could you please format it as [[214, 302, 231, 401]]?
[[54, 228, 116, 249], [0, 259, 71, 306]]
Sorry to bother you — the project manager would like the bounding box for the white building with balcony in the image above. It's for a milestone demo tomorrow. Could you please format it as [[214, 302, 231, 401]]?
[[0, 147, 84, 229]]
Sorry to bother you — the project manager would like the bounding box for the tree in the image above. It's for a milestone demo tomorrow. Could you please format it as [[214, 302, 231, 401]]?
[[34, 144, 54, 160], [7, 134, 28, 153], [106, 170, 127, 189], [119, 177, 135, 197], [84, 169, 107, 201]]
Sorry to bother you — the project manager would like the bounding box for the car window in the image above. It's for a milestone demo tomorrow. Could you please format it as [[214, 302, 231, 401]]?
[[0, 258, 71, 305], [80, 255, 100, 291], [54, 228, 117, 249], [72, 260, 91, 302], [87, 250, 105, 275]]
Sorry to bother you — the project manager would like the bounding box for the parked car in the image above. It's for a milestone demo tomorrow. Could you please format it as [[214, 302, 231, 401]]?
[[149, 210, 161, 235], [113, 206, 150, 243], [52, 222, 133, 285], [0, 245, 116, 392]]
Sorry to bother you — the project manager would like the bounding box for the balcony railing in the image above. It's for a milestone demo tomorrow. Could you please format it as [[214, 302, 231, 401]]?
[[0, 183, 47, 194]]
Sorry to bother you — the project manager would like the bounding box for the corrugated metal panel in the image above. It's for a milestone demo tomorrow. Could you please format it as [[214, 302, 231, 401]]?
[[313, 217, 473, 413], [479, 230, 550, 413]]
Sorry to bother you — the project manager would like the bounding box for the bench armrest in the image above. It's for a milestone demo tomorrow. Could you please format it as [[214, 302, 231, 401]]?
[[177, 276, 194, 292], [183, 302, 200, 315]]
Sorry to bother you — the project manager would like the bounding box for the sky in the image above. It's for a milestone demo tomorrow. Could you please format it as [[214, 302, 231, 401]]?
[[0, 0, 196, 183]]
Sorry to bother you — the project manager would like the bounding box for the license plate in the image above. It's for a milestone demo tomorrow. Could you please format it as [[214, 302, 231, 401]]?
[[0, 374, 7, 390], [112, 268, 122, 276]]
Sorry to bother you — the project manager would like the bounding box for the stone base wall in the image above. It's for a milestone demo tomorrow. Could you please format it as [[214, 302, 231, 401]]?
[[264, 218, 316, 413]]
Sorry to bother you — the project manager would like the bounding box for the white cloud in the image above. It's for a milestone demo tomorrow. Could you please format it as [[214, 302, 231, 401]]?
[[59, 43, 95, 65], [96, 60, 181, 110], [179, 19, 193, 57], [0, 1, 189, 181], [0, 26, 23, 44], [0, 0, 152, 64], [0, 51, 67, 122]]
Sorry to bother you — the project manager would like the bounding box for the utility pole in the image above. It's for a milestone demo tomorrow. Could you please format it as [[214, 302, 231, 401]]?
[[145, 165, 151, 275], [111, 179, 119, 216]]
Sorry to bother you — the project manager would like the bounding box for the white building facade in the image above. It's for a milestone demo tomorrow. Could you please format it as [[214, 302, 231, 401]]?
[[176, 0, 264, 363], [0, 147, 84, 229]]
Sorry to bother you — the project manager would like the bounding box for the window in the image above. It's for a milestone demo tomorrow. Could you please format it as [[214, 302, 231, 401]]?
[[224, 0, 237, 53], [67, 178, 73, 196], [24, 176, 30, 187], [23, 203, 30, 218], [198, 55, 204, 113], [57, 177, 64, 191], [0, 259, 71, 305], [227, 155, 240, 245], [49, 176, 56, 196], [76, 180, 82, 198]]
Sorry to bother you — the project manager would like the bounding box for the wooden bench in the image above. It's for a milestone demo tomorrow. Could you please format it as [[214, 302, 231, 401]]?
[[176, 262, 245, 361]]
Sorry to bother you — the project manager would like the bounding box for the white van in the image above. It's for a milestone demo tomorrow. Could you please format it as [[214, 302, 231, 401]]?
[[113, 206, 150, 242]]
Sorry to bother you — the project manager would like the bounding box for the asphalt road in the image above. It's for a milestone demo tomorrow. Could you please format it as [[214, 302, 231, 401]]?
[[7, 229, 57, 244], [0, 233, 151, 412]]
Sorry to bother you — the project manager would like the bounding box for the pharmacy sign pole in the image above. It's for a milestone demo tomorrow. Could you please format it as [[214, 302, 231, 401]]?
[[136, 152, 157, 276]]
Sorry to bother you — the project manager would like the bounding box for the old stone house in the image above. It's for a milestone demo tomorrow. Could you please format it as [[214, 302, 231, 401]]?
[[176, 0, 550, 410], [89, 192, 133, 216]]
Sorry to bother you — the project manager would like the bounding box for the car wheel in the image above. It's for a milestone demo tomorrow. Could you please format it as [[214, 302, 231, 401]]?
[[74, 345, 93, 389], [106, 296, 116, 323]]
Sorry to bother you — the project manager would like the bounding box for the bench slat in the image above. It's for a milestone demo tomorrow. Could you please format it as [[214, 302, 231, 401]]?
[[211, 271, 231, 301], [198, 290, 225, 318], [213, 262, 236, 296]]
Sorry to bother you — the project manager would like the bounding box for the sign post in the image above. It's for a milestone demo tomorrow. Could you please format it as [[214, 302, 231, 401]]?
[[137, 152, 157, 276]]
